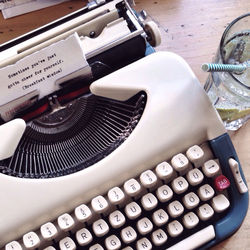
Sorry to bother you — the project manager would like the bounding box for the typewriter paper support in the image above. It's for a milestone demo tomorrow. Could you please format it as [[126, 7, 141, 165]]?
[[0, 0, 160, 123]]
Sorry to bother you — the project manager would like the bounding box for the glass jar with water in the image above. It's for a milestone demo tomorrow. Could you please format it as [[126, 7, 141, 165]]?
[[204, 13, 250, 130]]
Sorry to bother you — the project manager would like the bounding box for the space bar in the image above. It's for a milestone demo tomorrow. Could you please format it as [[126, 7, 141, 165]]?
[[167, 225, 215, 250]]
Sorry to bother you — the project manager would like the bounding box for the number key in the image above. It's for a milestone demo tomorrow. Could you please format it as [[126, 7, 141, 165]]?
[[108, 187, 125, 205], [91, 195, 109, 214]]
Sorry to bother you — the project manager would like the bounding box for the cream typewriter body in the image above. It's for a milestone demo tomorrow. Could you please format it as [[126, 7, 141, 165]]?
[[0, 1, 248, 250]]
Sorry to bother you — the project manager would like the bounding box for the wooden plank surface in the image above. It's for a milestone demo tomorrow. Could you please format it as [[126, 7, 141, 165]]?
[[134, 2, 250, 248], [0, 1, 249, 249]]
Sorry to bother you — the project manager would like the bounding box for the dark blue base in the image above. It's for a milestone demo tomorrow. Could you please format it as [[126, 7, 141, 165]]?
[[201, 133, 249, 249]]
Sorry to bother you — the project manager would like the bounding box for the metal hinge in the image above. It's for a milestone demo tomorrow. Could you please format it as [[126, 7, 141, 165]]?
[[88, 0, 135, 10], [87, 0, 106, 10]]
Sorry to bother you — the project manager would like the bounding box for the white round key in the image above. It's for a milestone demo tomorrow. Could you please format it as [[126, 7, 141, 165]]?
[[172, 176, 189, 194], [167, 220, 183, 237], [202, 159, 220, 177], [198, 184, 215, 201], [40, 222, 58, 240], [197, 204, 214, 221], [5, 241, 22, 250], [59, 237, 76, 250], [89, 244, 104, 250], [125, 201, 142, 219], [171, 153, 189, 172], [74, 204, 92, 223], [140, 170, 158, 188], [151, 229, 168, 246], [123, 178, 141, 196], [121, 226, 137, 244], [211, 194, 230, 213], [152, 209, 169, 226], [57, 213, 75, 231], [167, 200, 184, 218], [183, 192, 200, 209], [186, 145, 204, 165], [183, 212, 199, 229], [91, 195, 109, 213], [92, 219, 109, 237], [187, 168, 204, 186], [137, 217, 153, 235], [141, 193, 158, 211], [155, 161, 173, 180], [105, 235, 121, 250], [23, 232, 40, 249], [109, 210, 126, 228], [108, 187, 125, 205], [156, 184, 173, 202], [136, 237, 152, 250], [44, 247, 56, 250], [76, 228, 93, 246]]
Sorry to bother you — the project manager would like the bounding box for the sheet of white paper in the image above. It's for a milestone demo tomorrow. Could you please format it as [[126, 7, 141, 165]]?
[[0, 33, 88, 114], [2, 0, 69, 18], [0, 0, 33, 10]]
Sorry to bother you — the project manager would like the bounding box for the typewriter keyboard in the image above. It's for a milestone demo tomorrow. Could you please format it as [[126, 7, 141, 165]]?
[[6, 143, 232, 250]]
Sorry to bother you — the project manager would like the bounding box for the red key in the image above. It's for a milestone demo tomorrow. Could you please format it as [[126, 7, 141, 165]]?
[[214, 175, 230, 191]]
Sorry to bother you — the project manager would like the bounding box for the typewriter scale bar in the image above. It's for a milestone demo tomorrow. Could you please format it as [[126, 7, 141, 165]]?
[[0, 51, 240, 247], [0, 0, 146, 68]]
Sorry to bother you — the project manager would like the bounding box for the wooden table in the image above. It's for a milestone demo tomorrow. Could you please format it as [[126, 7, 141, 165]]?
[[0, 1, 249, 249]]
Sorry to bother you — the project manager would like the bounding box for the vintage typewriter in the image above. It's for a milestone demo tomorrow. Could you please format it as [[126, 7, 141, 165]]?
[[0, 1, 248, 250]]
